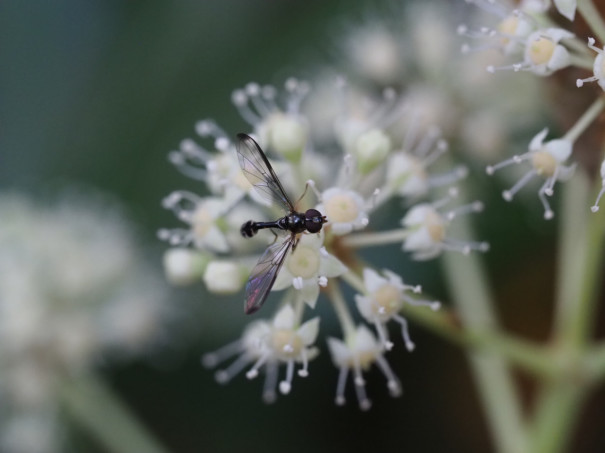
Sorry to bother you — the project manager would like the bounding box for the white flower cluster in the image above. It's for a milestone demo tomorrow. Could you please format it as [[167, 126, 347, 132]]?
[[460, 0, 605, 217], [0, 193, 169, 453], [161, 77, 488, 410]]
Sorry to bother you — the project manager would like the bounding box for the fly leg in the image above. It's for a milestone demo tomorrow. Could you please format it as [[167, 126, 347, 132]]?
[[270, 229, 279, 245]]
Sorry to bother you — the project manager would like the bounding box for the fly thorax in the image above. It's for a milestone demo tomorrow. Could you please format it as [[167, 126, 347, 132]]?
[[287, 213, 306, 233]]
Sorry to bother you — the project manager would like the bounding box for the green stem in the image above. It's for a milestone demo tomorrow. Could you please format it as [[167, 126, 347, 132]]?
[[340, 228, 410, 248], [60, 374, 170, 453], [327, 281, 356, 339], [554, 169, 605, 349], [562, 97, 605, 144], [577, 0, 605, 45], [530, 168, 605, 452], [401, 304, 556, 379], [440, 173, 527, 453], [529, 381, 587, 453], [585, 342, 605, 381]]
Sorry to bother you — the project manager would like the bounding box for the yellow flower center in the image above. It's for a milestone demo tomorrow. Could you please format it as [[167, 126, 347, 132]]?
[[371, 285, 402, 317], [532, 151, 557, 177], [324, 193, 359, 223], [271, 329, 302, 359], [346, 350, 376, 370], [425, 210, 445, 242], [287, 246, 320, 279], [528, 37, 555, 66], [498, 15, 518, 46], [192, 205, 213, 238]]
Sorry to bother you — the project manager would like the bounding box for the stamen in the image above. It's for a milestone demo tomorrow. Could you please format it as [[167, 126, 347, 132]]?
[[298, 348, 309, 377], [393, 315, 415, 351], [246, 353, 269, 379], [201, 339, 242, 368], [374, 320, 394, 351], [279, 360, 295, 394], [231, 89, 261, 125], [402, 294, 441, 311], [502, 169, 537, 201], [538, 179, 555, 220], [592, 186, 605, 212], [262, 361, 279, 404], [214, 353, 251, 384], [354, 378, 372, 411], [157, 228, 193, 246], [335, 367, 349, 406], [375, 355, 402, 397], [445, 201, 484, 220], [442, 238, 490, 254], [486, 153, 529, 175]]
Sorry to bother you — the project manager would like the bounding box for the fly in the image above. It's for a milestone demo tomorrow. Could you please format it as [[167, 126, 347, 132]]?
[[236, 133, 327, 315]]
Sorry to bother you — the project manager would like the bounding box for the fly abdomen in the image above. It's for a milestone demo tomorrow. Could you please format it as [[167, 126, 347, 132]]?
[[241, 220, 258, 238], [240, 219, 282, 238]]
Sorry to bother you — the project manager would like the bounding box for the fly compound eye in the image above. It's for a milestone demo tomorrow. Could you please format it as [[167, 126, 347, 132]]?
[[305, 209, 323, 233]]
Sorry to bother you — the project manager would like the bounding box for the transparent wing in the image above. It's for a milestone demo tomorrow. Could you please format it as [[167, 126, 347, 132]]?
[[236, 133, 294, 212], [244, 237, 293, 314]]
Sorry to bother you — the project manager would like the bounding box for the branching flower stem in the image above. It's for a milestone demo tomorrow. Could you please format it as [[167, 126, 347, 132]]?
[[530, 163, 605, 453]]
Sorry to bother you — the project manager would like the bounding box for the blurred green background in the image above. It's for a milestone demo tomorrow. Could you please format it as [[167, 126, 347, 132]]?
[[3, 1, 605, 452]]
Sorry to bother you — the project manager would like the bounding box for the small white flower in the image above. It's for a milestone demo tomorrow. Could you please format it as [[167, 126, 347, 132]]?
[[385, 127, 466, 198], [522, 28, 574, 76], [257, 112, 308, 163], [232, 79, 310, 161], [327, 325, 401, 410], [486, 127, 575, 219], [355, 268, 440, 351], [402, 197, 489, 259], [576, 38, 605, 91], [202, 304, 319, 402], [163, 248, 209, 285], [343, 24, 404, 85], [272, 232, 347, 308], [458, 3, 536, 56], [353, 128, 392, 174], [159, 195, 230, 252], [316, 188, 369, 235], [203, 260, 246, 294]]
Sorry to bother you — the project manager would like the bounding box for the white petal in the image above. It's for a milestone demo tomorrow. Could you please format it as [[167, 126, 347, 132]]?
[[327, 337, 350, 365], [203, 227, 230, 253], [547, 44, 571, 72], [544, 28, 575, 43], [273, 304, 296, 329], [404, 228, 435, 252], [298, 317, 320, 345], [299, 230, 324, 249], [331, 222, 354, 235], [272, 265, 293, 291], [355, 294, 374, 321], [529, 128, 549, 151], [554, 0, 576, 20], [319, 254, 348, 278], [545, 139, 572, 162], [354, 325, 380, 352], [363, 267, 385, 293], [300, 280, 320, 308]]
